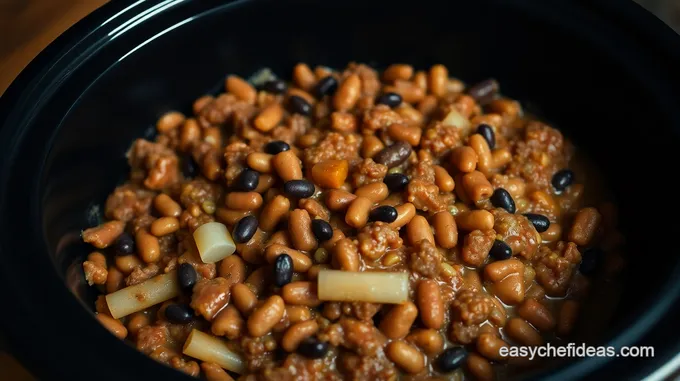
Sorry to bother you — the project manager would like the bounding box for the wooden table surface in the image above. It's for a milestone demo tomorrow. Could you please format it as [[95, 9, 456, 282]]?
[[0, 0, 678, 380]]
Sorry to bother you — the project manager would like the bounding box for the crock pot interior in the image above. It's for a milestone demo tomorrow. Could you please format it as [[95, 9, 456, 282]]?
[[5, 0, 679, 380]]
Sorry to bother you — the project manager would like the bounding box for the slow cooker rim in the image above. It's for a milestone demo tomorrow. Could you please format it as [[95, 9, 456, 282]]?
[[0, 1, 679, 380]]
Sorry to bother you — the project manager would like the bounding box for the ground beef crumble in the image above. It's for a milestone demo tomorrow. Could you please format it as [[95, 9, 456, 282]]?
[[356, 222, 402, 260]]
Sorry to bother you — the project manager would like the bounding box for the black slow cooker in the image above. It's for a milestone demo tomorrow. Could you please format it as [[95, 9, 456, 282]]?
[[1, 0, 680, 380]]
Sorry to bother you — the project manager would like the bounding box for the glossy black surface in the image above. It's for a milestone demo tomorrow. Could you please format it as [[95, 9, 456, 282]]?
[[1, 0, 680, 380]]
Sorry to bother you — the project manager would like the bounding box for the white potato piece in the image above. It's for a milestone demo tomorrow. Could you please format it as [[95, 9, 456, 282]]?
[[183, 329, 245, 374], [442, 108, 470, 131], [317, 270, 409, 304], [105, 271, 180, 319], [194, 222, 236, 263]]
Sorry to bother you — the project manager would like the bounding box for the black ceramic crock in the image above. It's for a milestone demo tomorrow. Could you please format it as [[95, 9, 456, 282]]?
[[1, 0, 680, 380]]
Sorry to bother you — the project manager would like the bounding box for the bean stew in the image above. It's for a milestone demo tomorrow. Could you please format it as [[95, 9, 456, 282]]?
[[80, 62, 624, 380]]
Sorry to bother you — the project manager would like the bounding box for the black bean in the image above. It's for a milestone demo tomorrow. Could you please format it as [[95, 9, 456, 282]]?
[[283, 180, 315, 198], [369, 205, 398, 223], [177, 263, 198, 290], [376, 92, 403, 108], [233, 215, 258, 243], [467, 78, 499, 104], [373, 142, 412, 168], [311, 219, 333, 242], [273, 253, 294, 287], [435, 347, 468, 373], [297, 337, 329, 359], [490, 240, 513, 260], [265, 140, 290, 155], [262, 79, 287, 94], [235, 169, 259, 192], [579, 247, 604, 276], [384, 173, 410, 193], [181, 154, 198, 178], [165, 304, 194, 324], [524, 213, 550, 233], [288, 95, 312, 116], [552, 169, 575, 191], [314, 76, 338, 97], [114, 233, 135, 256], [490, 188, 516, 214], [476, 123, 496, 149]]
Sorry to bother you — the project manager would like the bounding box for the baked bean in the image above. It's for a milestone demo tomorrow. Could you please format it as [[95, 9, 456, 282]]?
[[383, 64, 413, 82], [286, 305, 311, 324], [486, 260, 525, 305], [380, 301, 418, 339], [466, 353, 494, 381], [287, 88, 316, 106], [557, 300, 579, 337], [406, 329, 444, 355], [417, 280, 444, 329], [407, 215, 435, 245], [254, 174, 276, 194], [282, 320, 319, 352], [115, 255, 142, 275], [431, 166, 455, 193], [450, 146, 478, 173], [489, 98, 521, 120], [311, 160, 349, 189], [97, 314, 128, 339], [330, 111, 357, 132], [428, 64, 448, 97], [231, 283, 257, 316], [247, 295, 285, 337], [385, 80, 425, 104], [517, 299, 555, 332], [469, 134, 492, 174], [215, 208, 252, 226], [217, 255, 246, 286], [417, 95, 438, 117], [282, 281, 321, 307], [246, 152, 273, 173], [332, 238, 360, 271], [306, 264, 329, 280], [525, 284, 546, 301], [126, 312, 150, 337], [456, 210, 494, 231], [476, 333, 509, 361], [462, 171, 493, 202], [293, 63, 316, 91], [212, 305, 244, 340], [413, 71, 428, 91], [321, 229, 345, 252], [259, 195, 290, 232], [105, 267, 124, 293], [192, 94, 213, 113], [492, 148, 512, 168], [154, 194, 181, 217], [463, 270, 483, 291], [157, 111, 185, 133], [485, 259, 524, 282], [354, 182, 389, 202], [150, 217, 179, 236], [254, 103, 283, 132], [506, 318, 543, 346], [345, 196, 372, 228], [396, 104, 424, 126], [135, 230, 160, 263], [386, 340, 425, 374], [540, 223, 562, 243], [201, 362, 235, 381], [289, 209, 317, 251], [432, 211, 458, 249], [265, 244, 313, 272], [200, 150, 223, 181], [272, 150, 303, 182], [361, 135, 385, 159], [245, 267, 269, 296], [179, 118, 201, 151], [203, 127, 222, 147], [390, 203, 416, 229], [334, 74, 361, 111], [568, 207, 602, 246], [388, 123, 422, 146], [226, 75, 256, 104], [82, 220, 125, 249], [325, 189, 357, 211], [225, 192, 263, 211]]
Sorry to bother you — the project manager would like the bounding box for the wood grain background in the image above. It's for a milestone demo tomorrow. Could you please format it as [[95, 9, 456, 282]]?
[[0, 0, 678, 380]]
